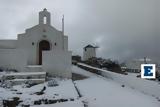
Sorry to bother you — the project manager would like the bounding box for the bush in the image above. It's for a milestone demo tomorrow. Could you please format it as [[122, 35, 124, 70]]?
[[84, 57, 123, 74]]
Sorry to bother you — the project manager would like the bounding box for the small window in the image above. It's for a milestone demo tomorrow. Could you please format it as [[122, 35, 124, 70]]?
[[43, 35, 47, 38], [43, 29, 46, 32], [32, 42, 34, 45], [55, 43, 57, 46], [43, 16, 47, 24]]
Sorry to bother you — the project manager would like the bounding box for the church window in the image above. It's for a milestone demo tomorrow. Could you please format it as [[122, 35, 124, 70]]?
[[43, 35, 47, 38], [43, 29, 46, 32]]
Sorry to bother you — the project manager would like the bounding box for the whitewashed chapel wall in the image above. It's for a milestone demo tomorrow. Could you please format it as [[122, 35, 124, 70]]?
[[0, 49, 27, 71], [42, 50, 72, 78], [17, 25, 65, 65]]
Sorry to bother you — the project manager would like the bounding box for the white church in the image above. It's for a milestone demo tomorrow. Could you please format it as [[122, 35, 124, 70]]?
[[0, 9, 72, 78]]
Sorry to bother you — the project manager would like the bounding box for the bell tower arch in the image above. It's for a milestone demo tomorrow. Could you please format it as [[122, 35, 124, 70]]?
[[39, 8, 51, 25]]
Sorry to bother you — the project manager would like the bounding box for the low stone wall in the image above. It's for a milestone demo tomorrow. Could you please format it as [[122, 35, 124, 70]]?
[[77, 64, 101, 75]]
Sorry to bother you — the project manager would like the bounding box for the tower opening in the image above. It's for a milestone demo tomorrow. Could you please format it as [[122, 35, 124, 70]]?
[[43, 16, 47, 24]]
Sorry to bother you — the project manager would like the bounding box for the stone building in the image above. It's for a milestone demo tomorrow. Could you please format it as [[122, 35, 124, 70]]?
[[83, 44, 98, 61]]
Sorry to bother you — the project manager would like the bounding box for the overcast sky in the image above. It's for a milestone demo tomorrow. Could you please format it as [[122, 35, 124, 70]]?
[[0, 0, 159, 62]]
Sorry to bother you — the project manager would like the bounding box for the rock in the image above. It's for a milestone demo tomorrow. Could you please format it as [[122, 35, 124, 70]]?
[[34, 100, 41, 105], [47, 80, 58, 87], [70, 98, 74, 101]]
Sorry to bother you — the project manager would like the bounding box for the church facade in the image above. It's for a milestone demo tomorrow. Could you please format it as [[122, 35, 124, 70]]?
[[0, 9, 72, 78]]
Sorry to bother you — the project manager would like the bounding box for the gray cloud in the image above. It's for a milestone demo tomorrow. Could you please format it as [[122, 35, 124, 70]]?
[[0, 0, 159, 62]]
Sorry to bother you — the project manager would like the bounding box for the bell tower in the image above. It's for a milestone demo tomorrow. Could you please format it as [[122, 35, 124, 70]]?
[[39, 8, 51, 25]]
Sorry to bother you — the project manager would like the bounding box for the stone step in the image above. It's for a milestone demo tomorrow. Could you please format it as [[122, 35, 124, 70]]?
[[25, 65, 44, 72], [4, 72, 46, 79]]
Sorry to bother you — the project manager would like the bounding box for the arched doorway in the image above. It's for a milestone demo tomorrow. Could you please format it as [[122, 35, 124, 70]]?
[[39, 40, 50, 65]]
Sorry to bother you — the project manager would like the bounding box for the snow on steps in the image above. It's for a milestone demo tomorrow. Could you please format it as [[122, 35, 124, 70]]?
[[4, 71, 46, 85], [77, 63, 160, 98], [4, 72, 46, 76], [25, 65, 44, 72], [8, 78, 45, 85]]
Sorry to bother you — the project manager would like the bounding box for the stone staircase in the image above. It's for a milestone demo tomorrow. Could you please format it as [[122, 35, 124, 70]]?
[[3, 65, 47, 85], [25, 65, 44, 72]]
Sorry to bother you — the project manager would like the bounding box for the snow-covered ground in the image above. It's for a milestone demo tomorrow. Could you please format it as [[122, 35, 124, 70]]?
[[0, 65, 160, 107], [72, 65, 160, 107], [0, 78, 83, 107], [31, 101, 83, 107], [75, 77, 160, 107], [127, 72, 140, 77], [77, 63, 160, 98]]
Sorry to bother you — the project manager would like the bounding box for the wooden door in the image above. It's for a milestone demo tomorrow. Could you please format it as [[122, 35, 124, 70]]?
[[39, 40, 50, 65]]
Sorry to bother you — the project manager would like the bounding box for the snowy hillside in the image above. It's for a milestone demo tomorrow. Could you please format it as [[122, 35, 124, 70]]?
[[72, 66, 160, 107], [77, 63, 160, 98], [0, 65, 160, 107]]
